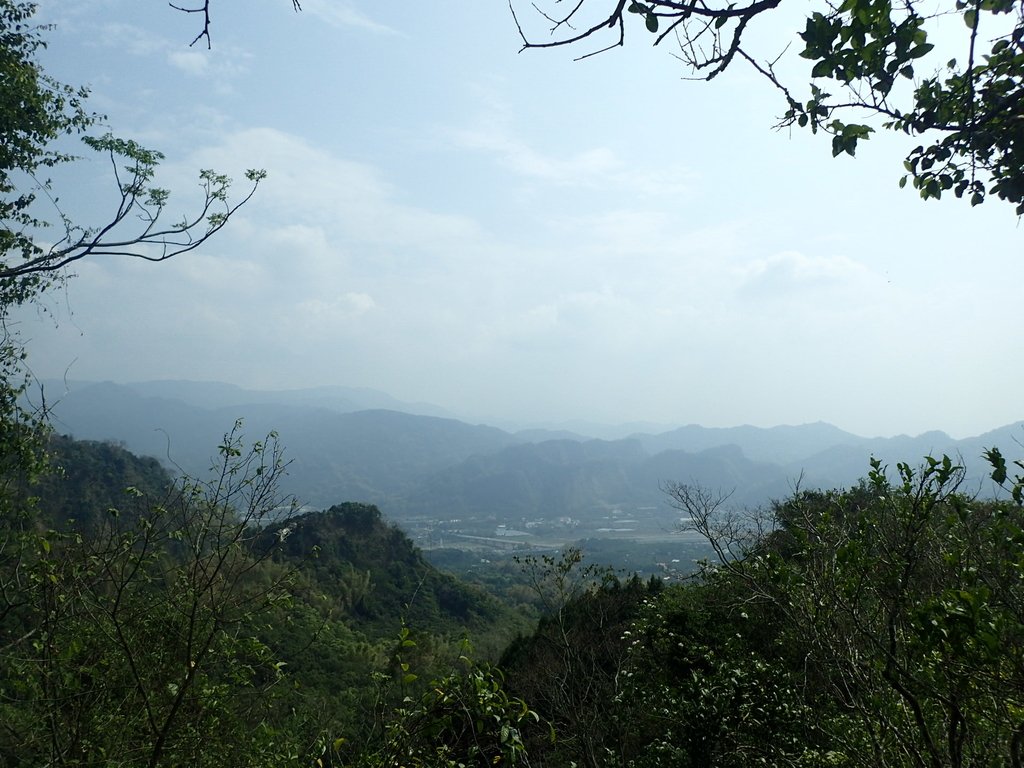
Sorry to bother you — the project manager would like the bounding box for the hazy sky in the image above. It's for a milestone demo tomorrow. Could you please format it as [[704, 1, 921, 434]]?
[[19, 0, 1024, 438]]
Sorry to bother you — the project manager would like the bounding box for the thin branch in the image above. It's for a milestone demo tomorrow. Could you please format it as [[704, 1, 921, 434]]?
[[169, 0, 302, 48], [168, 1, 213, 48], [513, 0, 629, 53], [0, 170, 263, 281]]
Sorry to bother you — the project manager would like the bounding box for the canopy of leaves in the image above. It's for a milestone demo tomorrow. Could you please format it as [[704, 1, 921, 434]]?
[[621, 456, 1024, 766]]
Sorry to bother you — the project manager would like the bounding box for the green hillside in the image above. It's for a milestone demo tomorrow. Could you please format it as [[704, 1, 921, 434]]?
[[7, 424, 1024, 767], [1, 433, 534, 766], [259, 502, 530, 647]]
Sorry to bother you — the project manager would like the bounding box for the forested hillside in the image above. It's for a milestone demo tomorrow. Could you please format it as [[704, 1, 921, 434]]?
[[8, 432, 1023, 767], [499, 458, 1024, 767], [0, 433, 534, 765]]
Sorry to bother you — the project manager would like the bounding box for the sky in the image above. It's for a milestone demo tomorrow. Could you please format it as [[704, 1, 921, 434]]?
[[17, 0, 1024, 439]]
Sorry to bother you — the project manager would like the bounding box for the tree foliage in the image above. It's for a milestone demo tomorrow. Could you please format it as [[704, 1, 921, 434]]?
[[645, 454, 1024, 766], [0, 0, 263, 315], [1, 431, 541, 767], [499, 453, 1024, 767], [500, 549, 663, 767], [0, 6, 292, 759], [0, 0, 265, 528], [0, 425, 306, 767], [339, 629, 540, 768], [512, 0, 1024, 212]]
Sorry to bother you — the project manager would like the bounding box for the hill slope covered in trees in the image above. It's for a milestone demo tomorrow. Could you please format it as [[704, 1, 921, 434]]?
[[1, 433, 534, 765]]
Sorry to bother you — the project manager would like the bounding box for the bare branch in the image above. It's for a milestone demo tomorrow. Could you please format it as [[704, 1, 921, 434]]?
[[513, 0, 629, 54], [168, 1, 213, 48], [513, 0, 781, 61], [169, 0, 302, 48]]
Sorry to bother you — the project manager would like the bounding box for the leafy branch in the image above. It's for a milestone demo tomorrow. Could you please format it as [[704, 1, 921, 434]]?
[[1, 134, 265, 285], [512, 0, 1024, 211]]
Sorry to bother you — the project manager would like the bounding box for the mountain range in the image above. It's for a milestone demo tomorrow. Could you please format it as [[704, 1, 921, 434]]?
[[38, 379, 1024, 525]]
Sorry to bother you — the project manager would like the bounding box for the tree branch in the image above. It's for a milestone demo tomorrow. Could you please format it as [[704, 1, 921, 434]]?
[[0, 138, 265, 283], [169, 0, 303, 48]]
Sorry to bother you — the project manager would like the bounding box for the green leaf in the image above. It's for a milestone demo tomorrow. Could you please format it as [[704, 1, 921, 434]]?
[[646, 13, 659, 32], [986, 448, 1008, 484], [963, 9, 977, 27], [811, 60, 832, 78]]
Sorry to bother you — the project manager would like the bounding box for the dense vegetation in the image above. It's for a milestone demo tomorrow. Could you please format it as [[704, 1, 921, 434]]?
[[500, 456, 1024, 767], [5, 421, 1024, 767], [0, 433, 534, 766]]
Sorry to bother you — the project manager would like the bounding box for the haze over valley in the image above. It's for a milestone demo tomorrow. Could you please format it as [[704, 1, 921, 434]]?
[[42, 378, 1023, 564]]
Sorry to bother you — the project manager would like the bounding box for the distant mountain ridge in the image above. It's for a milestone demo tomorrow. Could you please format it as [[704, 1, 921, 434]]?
[[39, 379, 1024, 523], [39, 379, 517, 509], [629, 421, 867, 464], [44, 379, 457, 419]]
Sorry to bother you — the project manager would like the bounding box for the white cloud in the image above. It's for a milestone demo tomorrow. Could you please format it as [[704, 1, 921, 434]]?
[[179, 127, 484, 256], [450, 108, 695, 199], [736, 250, 883, 301], [95, 22, 167, 56], [168, 50, 208, 76], [342, 292, 376, 314], [297, 293, 376, 322], [300, 0, 399, 34], [78, 20, 252, 84]]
